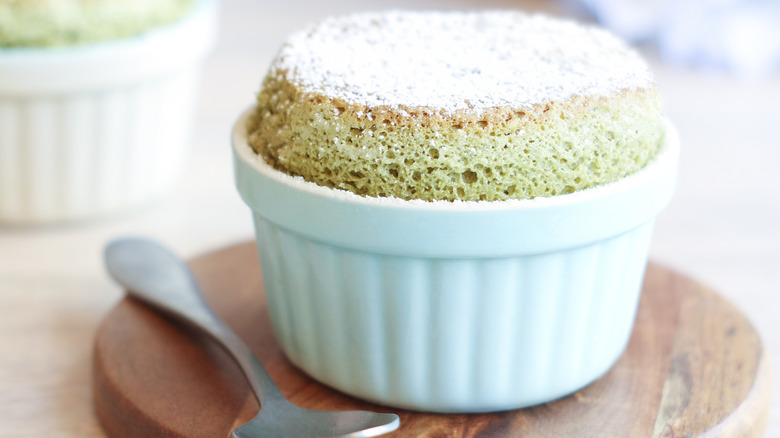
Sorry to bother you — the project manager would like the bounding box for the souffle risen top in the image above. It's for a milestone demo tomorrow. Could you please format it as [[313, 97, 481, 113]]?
[[0, 0, 194, 47], [247, 10, 666, 201]]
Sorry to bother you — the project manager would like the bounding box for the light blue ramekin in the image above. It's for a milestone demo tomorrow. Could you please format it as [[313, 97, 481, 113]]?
[[233, 108, 679, 413]]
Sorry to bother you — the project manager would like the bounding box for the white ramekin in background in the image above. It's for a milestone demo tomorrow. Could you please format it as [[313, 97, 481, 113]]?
[[0, 0, 216, 224], [233, 108, 679, 413]]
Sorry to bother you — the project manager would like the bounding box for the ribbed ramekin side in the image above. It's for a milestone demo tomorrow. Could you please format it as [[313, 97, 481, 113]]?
[[0, 68, 200, 223], [577, 221, 654, 384], [253, 214, 656, 412], [254, 215, 396, 399]]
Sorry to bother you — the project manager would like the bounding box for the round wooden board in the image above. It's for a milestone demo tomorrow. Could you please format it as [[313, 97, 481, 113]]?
[[93, 242, 771, 438]]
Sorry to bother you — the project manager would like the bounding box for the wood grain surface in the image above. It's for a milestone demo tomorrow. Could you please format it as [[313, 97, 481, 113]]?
[[92, 242, 770, 438]]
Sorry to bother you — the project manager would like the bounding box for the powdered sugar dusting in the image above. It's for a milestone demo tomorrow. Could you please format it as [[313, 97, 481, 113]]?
[[272, 10, 654, 114]]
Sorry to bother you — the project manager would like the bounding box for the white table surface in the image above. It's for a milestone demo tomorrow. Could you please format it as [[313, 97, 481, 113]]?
[[1, 0, 778, 436]]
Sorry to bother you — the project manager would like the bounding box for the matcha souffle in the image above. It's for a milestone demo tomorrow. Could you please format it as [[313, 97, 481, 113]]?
[[0, 0, 194, 47], [247, 11, 665, 202]]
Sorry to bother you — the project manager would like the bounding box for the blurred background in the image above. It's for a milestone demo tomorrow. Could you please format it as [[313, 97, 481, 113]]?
[[0, 0, 778, 436]]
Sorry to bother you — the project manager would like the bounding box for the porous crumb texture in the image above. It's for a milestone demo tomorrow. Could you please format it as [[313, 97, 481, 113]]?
[[248, 10, 666, 201], [0, 0, 194, 47]]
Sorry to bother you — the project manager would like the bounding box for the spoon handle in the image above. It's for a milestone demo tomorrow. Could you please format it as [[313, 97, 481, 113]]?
[[104, 237, 286, 406]]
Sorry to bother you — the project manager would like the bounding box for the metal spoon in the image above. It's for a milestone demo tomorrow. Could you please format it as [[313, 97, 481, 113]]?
[[104, 237, 400, 438]]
